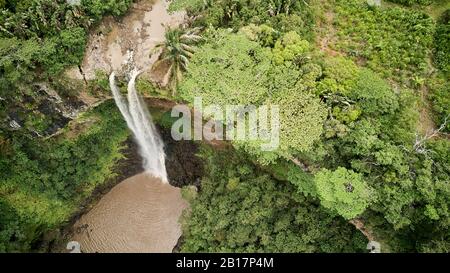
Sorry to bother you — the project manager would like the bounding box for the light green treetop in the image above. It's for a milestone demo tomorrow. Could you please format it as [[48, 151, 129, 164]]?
[[314, 167, 372, 219], [272, 31, 310, 65]]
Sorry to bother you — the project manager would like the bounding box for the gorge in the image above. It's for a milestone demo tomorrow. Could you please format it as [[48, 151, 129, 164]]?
[[61, 0, 189, 253], [1, 0, 448, 254]]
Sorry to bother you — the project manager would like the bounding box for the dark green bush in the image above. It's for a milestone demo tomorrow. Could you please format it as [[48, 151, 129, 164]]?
[[434, 9, 450, 73]]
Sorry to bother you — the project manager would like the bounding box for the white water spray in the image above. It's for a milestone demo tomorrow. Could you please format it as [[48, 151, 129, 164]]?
[[110, 70, 168, 183]]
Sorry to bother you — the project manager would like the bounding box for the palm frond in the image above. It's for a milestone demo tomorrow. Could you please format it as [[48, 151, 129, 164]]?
[[150, 26, 202, 95], [181, 44, 196, 53]]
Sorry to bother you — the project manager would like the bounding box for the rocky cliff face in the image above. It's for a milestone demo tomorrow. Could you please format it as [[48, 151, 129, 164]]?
[[2, 82, 87, 137]]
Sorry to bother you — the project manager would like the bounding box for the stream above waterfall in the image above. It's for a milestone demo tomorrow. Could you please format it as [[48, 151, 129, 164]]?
[[66, 0, 185, 82]]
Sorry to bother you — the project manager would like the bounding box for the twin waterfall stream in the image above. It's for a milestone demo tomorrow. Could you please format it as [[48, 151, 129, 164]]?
[[68, 0, 188, 253], [70, 76, 187, 253], [110, 71, 168, 183]]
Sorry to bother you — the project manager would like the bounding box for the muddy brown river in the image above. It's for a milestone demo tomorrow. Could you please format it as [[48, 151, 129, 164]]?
[[71, 173, 188, 253]]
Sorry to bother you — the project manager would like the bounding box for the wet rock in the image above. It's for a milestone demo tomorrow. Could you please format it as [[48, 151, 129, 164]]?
[[114, 138, 145, 181], [9, 119, 22, 130], [6, 83, 87, 137], [67, 0, 80, 5], [159, 126, 204, 188], [44, 116, 71, 136], [117, 125, 204, 188], [7, 112, 24, 130]]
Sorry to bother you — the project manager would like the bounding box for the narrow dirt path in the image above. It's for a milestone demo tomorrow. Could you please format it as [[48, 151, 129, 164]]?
[[318, 10, 340, 57], [315, 0, 341, 57]]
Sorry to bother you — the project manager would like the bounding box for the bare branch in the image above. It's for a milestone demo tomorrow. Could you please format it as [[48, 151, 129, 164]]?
[[413, 114, 449, 154]]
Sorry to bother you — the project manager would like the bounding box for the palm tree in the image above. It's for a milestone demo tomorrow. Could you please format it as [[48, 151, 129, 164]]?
[[152, 27, 202, 95]]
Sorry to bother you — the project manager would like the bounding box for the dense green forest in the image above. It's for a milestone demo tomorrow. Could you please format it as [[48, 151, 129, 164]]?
[[180, 147, 367, 252], [170, 0, 449, 252], [1, 0, 449, 253]]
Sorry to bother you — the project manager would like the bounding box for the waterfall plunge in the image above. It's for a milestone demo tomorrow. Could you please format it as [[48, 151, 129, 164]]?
[[110, 70, 168, 183]]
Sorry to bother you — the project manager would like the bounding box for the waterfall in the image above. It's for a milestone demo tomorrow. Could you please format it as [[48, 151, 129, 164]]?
[[110, 70, 168, 183]]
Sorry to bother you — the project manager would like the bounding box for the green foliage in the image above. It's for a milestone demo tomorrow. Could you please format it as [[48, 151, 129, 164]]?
[[152, 27, 202, 94], [179, 30, 272, 106], [317, 56, 359, 95], [169, 0, 315, 40], [429, 75, 450, 132], [81, 0, 133, 21], [264, 159, 317, 197], [0, 0, 132, 39], [315, 167, 372, 219], [235, 88, 327, 165], [0, 102, 129, 252], [239, 24, 280, 47], [41, 27, 87, 74], [168, 0, 208, 13], [306, 89, 449, 251], [434, 9, 450, 73], [272, 88, 327, 153], [0, 37, 40, 93], [388, 0, 433, 6], [382, 89, 418, 144], [180, 148, 366, 253], [272, 31, 310, 64], [333, 0, 435, 84], [1, 0, 84, 39], [180, 30, 327, 163], [349, 69, 399, 115], [0, 0, 134, 124]]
